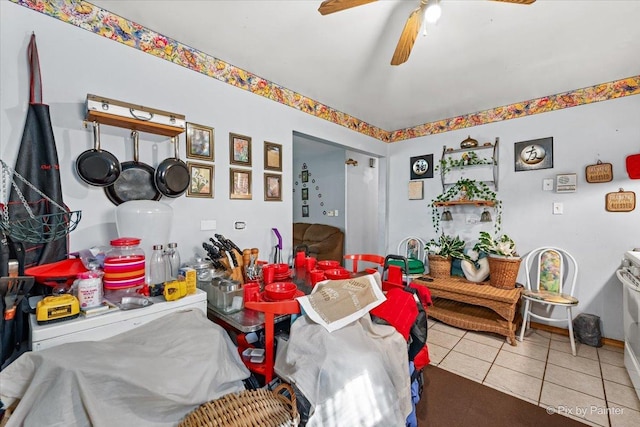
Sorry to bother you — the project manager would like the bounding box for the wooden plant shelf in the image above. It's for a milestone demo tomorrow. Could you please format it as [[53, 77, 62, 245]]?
[[433, 200, 495, 207]]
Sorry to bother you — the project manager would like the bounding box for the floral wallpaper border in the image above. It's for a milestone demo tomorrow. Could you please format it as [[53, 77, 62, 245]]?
[[12, 0, 640, 143]]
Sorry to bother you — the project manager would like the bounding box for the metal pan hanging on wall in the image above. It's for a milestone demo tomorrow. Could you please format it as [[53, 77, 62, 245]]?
[[104, 131, 161, 205], [75, 122, 121, 187], [154, 135, 190, 198]]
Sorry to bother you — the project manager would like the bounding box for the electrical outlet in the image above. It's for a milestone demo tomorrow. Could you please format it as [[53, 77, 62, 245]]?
[[543, 179, 554, 191], [327, 211, 334, 217], [553, 202, 563, 215]]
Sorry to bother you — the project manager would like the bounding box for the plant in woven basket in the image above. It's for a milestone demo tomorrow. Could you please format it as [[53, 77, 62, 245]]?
[[473, 231, 518, 258], [425, 234, 468, 260]]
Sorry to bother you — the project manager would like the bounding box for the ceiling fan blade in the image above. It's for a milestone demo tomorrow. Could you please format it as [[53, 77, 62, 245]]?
[[492, 0, 536, 4], [318, 0, 378, 16], [390, 1, 427, 66]]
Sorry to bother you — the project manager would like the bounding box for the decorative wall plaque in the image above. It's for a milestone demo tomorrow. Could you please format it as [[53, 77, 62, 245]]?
[[585, 161, 613, 183], [605, 189, 636, 212]]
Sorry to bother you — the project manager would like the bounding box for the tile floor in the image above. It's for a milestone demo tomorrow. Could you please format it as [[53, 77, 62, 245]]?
[[426, 319, 640, 426]]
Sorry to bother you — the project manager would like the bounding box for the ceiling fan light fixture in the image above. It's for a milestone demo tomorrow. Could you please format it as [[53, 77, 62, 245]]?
[[424, 0, 442, 24]]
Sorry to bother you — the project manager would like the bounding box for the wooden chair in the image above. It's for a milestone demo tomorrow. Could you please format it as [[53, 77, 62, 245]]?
[[343, 254, 385, 273], [243, 299, 301, 384]]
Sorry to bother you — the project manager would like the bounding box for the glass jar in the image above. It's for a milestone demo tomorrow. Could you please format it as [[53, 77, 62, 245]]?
[[103, 237, 145, 303], [149, 244, 167, 297], [166, 242, 181, 279]]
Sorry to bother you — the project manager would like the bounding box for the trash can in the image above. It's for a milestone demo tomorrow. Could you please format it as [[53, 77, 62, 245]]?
[[572, 313, 603, 347]]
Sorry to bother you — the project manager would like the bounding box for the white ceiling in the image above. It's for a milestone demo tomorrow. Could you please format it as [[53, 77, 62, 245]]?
[[89, 0, 640, 132]]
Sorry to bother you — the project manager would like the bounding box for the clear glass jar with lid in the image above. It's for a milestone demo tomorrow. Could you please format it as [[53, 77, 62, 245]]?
[[103, 237, 146, 303]]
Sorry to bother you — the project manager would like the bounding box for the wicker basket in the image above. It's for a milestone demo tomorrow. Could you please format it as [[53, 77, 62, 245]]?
[[487, 256, 521, 289], [428, 255, 452, 278], [179, 383, 299, 427]]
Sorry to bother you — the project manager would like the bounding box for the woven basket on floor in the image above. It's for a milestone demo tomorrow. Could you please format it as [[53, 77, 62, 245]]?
[[487, 256, 521, 289], [428, 255, 452, 278], [179, 383, 299, 427]]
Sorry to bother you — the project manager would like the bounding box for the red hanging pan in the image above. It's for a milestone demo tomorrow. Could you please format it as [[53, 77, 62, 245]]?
[[104, 131, 161, 205]]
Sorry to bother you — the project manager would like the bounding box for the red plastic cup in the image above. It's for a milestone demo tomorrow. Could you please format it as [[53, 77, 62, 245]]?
[[295, 251, 307, 268], [262, 264, 275, 285], [309, 269, 326, 286], [305, 257, 317, 271], [243, 282, 260, 303]]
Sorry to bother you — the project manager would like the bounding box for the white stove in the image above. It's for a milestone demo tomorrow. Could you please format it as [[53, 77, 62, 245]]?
[[616, 250, 640, 400]]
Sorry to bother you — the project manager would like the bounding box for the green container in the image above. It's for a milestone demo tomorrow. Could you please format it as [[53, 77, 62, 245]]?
[[388, 258, 425, 274]]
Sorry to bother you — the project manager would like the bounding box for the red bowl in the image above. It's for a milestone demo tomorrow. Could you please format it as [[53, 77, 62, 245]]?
[[324, 268, 351, 280], [264, 282, 298, 300], [317, 260, 340, 270], [273, 263, 290, 274]]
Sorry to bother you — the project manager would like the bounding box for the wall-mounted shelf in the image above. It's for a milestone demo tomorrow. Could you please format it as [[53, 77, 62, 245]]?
[[441, 138, 499, 192], [433, 200, 495, 207], [85, 94, 186, 137]]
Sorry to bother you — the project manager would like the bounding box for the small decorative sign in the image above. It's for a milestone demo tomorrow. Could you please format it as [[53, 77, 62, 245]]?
[[585, 161, 613, 183], [606, 189, 636, 212]]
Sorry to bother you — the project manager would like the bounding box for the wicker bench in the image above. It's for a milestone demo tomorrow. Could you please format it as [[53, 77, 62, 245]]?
[[413, 276, 523, 345]]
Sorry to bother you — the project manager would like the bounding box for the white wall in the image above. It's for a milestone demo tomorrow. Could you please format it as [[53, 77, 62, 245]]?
[[0, 3, 386, 267], [386, 96, 640, 340]]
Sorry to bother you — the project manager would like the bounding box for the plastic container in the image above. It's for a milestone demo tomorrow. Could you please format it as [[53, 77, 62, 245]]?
[[73, 271, 104, 309], [103, 237, 145, 303]]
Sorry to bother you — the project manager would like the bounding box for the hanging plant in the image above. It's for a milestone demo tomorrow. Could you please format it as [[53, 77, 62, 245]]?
[[435, 151, 495, 176], [430, 178, 502, 235]]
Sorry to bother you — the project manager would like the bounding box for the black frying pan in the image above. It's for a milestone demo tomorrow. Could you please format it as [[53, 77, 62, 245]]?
[[76, 122, 121, 186], [154, 136, 190, 198], [104, 131, 161, 205]]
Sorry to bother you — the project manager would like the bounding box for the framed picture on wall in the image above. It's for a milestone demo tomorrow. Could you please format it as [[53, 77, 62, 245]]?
[[301, 187, 309, 200], [186, 122, 214, 161], [186, 162, 214, 198], [264, 141, 282, 172], [230, 168, 252, 199], [264, 173, 282, 201], [302, 205, 309, 217], [514, 137, 553, 172], [301, 170, 309, 183], [410, 154, 434, 180], [229, 132, 252, 166]]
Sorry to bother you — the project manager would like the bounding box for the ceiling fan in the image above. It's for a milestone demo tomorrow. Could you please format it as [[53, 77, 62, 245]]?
[[318, 0, 536, 66]]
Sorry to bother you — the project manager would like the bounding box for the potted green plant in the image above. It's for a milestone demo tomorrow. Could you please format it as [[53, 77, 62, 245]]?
[[473, 231, 521, 289], [425, 234, 467, 278], [430, 178, 502, 234], [436, 151, 495, 176]]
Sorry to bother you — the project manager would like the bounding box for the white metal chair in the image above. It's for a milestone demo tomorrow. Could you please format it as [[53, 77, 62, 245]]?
[[518, 247, 580, 355]]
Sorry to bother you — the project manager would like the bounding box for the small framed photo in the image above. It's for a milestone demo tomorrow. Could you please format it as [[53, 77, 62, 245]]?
[[408, 181, 424, 200], [410, 154, 434, 180], [302, 205, 309, 217], [230, 168, 252, 200], [301, 170, 309, 183], [229, 133, 252, 166], [301, 188, 309, 200], [186, 162, 214, 198], [186, 123, 214, 161], [515, 137, 553, 172], [264, 173, 282, 201], [264, 141, 282, 172]]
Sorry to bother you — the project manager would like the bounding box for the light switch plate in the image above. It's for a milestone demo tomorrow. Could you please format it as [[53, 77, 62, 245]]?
[[553, 202, 563, 215]]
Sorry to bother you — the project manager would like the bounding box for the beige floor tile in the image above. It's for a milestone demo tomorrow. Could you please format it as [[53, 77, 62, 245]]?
[[544, 363, 605, 399], [601, 362, 634, 387], [599, 348, 626, 368], [426, 343, 450, 365], [427, 328, 463, 349], [609, 405, 640, 427], [503, 339, 550, 362], [520, 328, 552, 347], [604, 380, 640, 412], [600, 344, 624, 354], [550, 339, 599, 359], [484, 364, 541, 404], [494, 350, 546, 379], [453, 338, 500, 363], [540, 381, 609, 426], [430, 322, 466, 337], [439, 350, 491, 382], [548, 349, 602, 377], [551, 333, 571, 342], [427, 318, 437, 328], [464, 331, 506, 349]]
